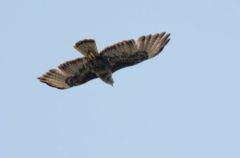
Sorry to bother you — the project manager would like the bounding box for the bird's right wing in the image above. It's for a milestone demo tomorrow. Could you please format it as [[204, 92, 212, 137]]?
[[100, 32, 170, 72], [38, 58, 97, 89]]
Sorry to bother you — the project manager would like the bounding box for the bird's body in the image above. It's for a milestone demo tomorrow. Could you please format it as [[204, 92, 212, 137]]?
[[84, 55, 113, 85], [38, 32, 170, 89]]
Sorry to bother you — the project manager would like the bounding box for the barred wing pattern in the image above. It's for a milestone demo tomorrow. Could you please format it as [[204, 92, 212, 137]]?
[[38, 58, 97, 89], [100, 32, 170, 72]]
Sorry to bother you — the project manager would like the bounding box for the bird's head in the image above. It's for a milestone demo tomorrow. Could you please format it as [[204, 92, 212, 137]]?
[[101, 72, 114, 86]]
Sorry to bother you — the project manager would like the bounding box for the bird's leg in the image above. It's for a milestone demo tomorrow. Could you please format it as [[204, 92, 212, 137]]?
[[90, 52, 96, 59], [87, 52, 96, 60]]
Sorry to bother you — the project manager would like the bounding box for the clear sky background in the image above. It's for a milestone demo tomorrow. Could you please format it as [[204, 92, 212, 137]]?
[[1, 0, 240, 158]]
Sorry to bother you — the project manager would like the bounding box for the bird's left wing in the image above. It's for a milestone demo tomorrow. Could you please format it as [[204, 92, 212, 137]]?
[[100, 32, 170, 72], [38, 58, 97, 89]]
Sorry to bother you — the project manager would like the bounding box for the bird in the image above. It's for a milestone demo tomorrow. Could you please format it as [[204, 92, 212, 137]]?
[[38, 32, 170, 89]]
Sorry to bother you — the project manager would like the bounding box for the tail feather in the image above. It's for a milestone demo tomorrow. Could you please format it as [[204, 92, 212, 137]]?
[[74, 39, 98, 56]]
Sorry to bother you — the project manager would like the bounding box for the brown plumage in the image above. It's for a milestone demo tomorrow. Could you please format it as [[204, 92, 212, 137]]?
[[38, 32, 171, 89]]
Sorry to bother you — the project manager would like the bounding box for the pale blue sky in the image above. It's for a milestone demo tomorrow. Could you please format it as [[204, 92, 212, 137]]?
[[1, 0, 240, 158]]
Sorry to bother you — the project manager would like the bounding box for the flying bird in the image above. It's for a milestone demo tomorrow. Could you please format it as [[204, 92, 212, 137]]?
[[38, 32, 170, 89]]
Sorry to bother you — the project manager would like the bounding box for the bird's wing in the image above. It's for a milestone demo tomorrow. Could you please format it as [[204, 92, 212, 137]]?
[[74, 39, 98, 56], [100, 32, 170, 72], [38, 58, 97, 89]]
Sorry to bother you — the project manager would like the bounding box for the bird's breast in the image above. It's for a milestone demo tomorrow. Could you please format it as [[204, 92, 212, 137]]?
[[86, 57, 111, 75]]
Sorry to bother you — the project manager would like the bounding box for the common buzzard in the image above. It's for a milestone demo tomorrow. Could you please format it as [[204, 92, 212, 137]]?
[[38, 32, 170, 89]]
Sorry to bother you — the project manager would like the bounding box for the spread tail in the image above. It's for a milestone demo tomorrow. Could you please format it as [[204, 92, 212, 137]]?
[[74, 39, 98, 57]]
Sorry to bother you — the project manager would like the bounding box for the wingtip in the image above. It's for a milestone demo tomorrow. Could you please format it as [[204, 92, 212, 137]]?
[[165, 33, 171, 38], [37, 71, 70, 90], [37, 76, 44, 81]]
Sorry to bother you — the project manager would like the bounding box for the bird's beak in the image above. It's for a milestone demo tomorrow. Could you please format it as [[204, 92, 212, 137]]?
[[110, 83, 114, 87]]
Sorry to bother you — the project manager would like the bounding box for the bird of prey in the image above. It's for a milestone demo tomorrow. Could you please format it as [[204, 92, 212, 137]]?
[[38, 32, 170, 89]]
